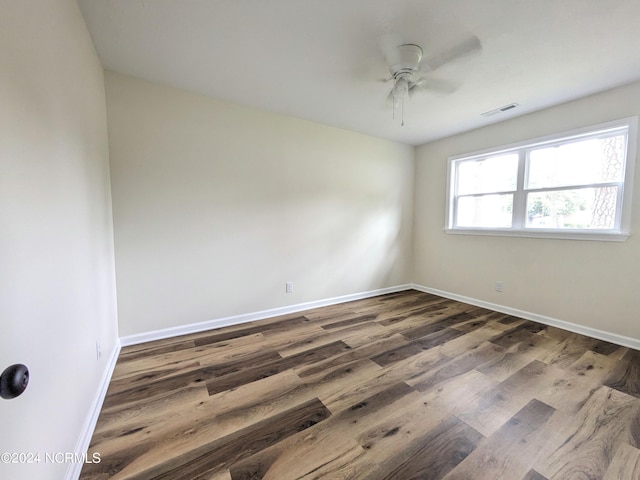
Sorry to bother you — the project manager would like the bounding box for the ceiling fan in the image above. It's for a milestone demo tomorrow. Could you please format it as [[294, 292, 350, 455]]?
[[380, 35, 482, 125]]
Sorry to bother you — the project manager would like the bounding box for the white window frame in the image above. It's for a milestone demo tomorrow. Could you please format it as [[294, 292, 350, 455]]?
[[445, 116, 638, 241]]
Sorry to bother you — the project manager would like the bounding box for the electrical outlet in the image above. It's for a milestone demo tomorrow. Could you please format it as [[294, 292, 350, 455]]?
[[285, 281, 294, 293], [495, 281, 504, 293], [96, 341, 102, 361]]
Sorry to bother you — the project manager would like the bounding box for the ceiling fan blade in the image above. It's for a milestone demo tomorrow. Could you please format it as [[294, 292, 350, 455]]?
[[423, 35, 482, 71], [385, 89, 400, 109], [411, 77, 458, 95], [386, 90, 394, 103]]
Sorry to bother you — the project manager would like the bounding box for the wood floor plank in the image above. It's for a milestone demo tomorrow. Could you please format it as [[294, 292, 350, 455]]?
[[343, 372, 494, 480], [444, 399, 555, 480], [115, 349, 279, 393], [569, 349, 621, 383], [228, 382, 417, 480], [370, 327, 464, 367], [438, 320, 520, 358], [243, 370, 492, 480], [377, 416, 484, 480], [408, 341, 505, 393], [84, 398, 331, 480], [102, 350, 282, 410], [591, 338, 626, 356], [521, 469, 549, 480], [374, 301, 466, 330], [535, 330, 599, 369], [156, 398, 331, 480], [310, 370, 494, 479], [92, 370, 304, 452], [291, 358, 384, 413], [604, 348, 640, 398], [206, 340, 352, 395], [603, 442, 640, 480], [458, 360, 556, 437], [115, 333, 269, 379], [319, 313, 379, 330], [479, 332, 555, 383], [276, 321, 384, 357], [395, 310, 478, 340], [534, 372, 603, 414], [490, 322, 557, 351], [207, 325, 330, 361], [535, 386, 640, 480], [231, 373, 496, 479], [293, 333, 408, 378], [90, 384, 211, 442], [117, 339, 197, 363], [316, 347, 448, 413], [80, 290, 640, 480], [336, 320, 415, 349], [192, 316, 313, 346]]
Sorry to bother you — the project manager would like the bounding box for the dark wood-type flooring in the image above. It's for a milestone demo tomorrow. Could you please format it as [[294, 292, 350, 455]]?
[[81, 290, 640, 479]]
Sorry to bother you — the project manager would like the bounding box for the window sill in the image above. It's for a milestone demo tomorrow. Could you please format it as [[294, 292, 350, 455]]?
[[444, 228, 630, 242]]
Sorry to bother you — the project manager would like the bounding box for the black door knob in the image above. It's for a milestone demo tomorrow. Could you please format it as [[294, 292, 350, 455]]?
[[0, 364, 29, 400]]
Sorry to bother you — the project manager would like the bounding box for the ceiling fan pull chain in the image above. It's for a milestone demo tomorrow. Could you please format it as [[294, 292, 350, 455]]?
[[401, 97, 404, 126]]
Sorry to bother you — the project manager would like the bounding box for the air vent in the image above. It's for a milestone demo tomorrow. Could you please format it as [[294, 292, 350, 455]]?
[[481, 103, 519, 117]]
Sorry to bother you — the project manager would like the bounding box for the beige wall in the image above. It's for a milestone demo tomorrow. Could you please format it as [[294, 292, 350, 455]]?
[[0, 1, 118, 479], [105, 72, 414, 337], [414, 81, 640, 340]]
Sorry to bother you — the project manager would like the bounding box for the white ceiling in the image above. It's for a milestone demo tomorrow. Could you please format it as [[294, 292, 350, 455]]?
[[78, 0, 640, 146]]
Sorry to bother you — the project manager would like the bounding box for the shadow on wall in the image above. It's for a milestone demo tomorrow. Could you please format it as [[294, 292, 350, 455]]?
[[271, 188, 403, 288], [114, 148, 411, 334]]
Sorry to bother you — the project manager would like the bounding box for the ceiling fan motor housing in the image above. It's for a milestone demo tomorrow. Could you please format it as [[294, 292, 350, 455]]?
[[389, 44, 423, 78]]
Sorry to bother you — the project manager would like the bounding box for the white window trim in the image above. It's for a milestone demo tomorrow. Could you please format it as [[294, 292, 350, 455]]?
[[445, 116, 638, 242]]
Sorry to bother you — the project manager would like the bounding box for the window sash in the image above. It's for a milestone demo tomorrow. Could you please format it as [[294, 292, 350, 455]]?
[[446, 117, 637, 240]]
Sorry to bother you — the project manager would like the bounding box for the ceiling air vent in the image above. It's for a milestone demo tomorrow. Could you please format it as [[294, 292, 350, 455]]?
[[481, 103, 519, 117]]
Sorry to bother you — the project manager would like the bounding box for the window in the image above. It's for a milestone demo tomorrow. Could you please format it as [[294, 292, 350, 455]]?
[[446, 117, 637, 241]]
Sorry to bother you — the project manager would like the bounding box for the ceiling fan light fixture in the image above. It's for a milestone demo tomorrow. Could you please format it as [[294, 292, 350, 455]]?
[[392, 76, 409, 101]]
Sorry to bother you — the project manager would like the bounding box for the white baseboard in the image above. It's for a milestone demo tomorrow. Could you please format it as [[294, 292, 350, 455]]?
[[120, 285, 413, 347], [66, 339, 121, 480], [411, 284, 640, 351]]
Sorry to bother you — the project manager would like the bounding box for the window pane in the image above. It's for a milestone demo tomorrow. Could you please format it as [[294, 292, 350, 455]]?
[[526, 187, 618, 229], [457, 154, 518, 195], [456, 194, 513, 228], [527, 134, 626, 189]]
